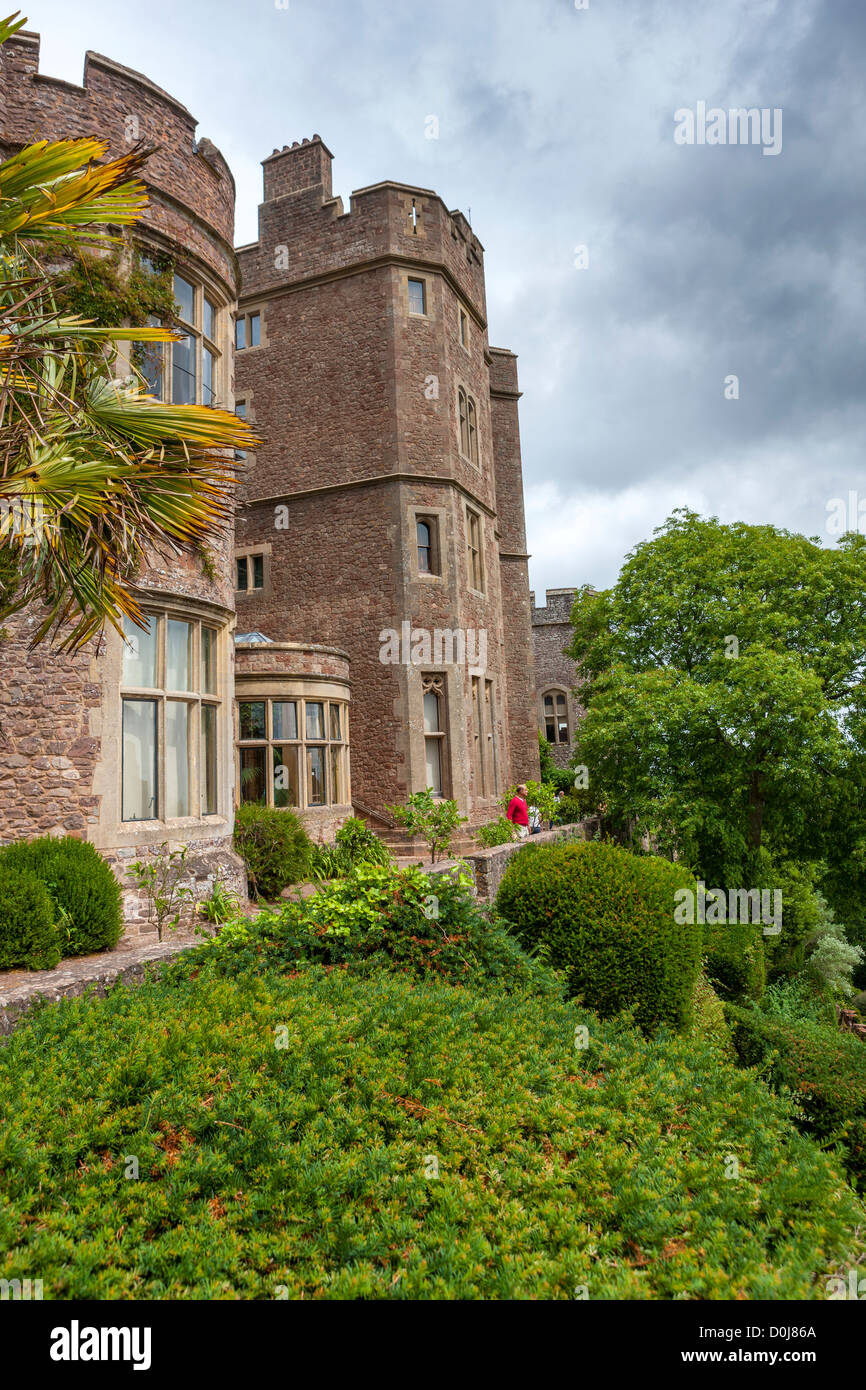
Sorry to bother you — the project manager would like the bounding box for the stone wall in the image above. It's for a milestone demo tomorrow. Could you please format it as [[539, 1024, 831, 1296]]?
[[427, 819, 600, 903]]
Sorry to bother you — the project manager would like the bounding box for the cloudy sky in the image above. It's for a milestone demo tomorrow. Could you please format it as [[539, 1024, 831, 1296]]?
[[21, 0, 866, 596]]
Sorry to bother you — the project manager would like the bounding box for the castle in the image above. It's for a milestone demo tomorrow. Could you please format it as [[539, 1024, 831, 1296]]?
[[0, 33, 542, 935]]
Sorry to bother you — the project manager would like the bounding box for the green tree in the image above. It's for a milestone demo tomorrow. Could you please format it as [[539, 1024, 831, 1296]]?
[[567, 509, 866, 888]]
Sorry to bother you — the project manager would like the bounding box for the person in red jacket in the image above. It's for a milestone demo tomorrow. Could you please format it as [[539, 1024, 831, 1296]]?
[[506, 784, 530, 839]]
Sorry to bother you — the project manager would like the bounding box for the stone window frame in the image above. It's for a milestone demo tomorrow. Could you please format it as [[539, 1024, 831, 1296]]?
[[234, 307, 265, 352], [119, 609, 225, 826], [465, 505, 485, 595], [472, 674, 500, 799], [405, 272, 430, 318], [234, 542, 272, 597], [541, 686, 571, 745], [139, 256, 226, 407], [233, 393, 254, 461], [412, 508, 443, 579], [458, 303, 471, 354], [421, 672, 450, 799], [456, 383, 480, 467], [236, 693, 350, 811]]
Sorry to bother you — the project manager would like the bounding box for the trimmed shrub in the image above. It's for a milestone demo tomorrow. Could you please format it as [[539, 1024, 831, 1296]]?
[[554, 794, 585, 824], [233, 804, 312, 900], [0, 835, 121, 957], [702, 921, 766, 1003], [0, 868, 61, 971], [495, 841, 702, 1032], [727, 1005, 866, 1191]]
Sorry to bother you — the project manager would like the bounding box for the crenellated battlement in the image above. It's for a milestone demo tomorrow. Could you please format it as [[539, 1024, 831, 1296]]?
[[237, 138, 487, 321], [530, 588, 579, 625], [0, 31, 236, 260]]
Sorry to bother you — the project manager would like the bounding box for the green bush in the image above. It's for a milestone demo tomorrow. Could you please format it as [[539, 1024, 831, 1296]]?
[[0, 867, 61, 971], [0, 959, 860, 1298], [702, 921, 766, 1003], [689, 971, 732, 1057], [233, 804, 311, 900], [554, 794, 585, 824], [476, 817, 515, 848], [495, 841, 702, 1032], [727, 1005, 866, 1191], [309, 816, 391, 880], [0, 835, 121, 957], [201, 861, 558, 996]]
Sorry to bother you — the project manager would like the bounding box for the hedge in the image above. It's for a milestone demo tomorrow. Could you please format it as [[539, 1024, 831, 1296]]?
[[495, 841, 702, 1032], [0, 868, 60, 971], [0, 835, 121, 959], [727, 1005, 866, 1191], [0, 960, 860, 1298]]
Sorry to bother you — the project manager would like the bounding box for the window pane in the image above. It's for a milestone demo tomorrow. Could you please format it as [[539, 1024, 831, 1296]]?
[[122, 699, 157, 820], [239, 701, 266, 741], [235, 401, 246, 420], [273, 701, 298, 740], [252, 554, 264, 589], [408, 278, 426, 314], [173, 274, 195, 325], [273, 745, 300, 808], [165, 701, 191, 817], [545, 720, 556, 743], [201, 704, 217, 814], [202, 345, 215, 404], [307, 745, 325, 805], [141, 315, 163, 398], [556, 695, 567, 713], [236, 556, 248, 591], [122, 614, 157, 688], [166, 619, 192, 691], [543, 694, 554, 713], [203, 296, 216, 342], [423, 690, 440, 734], [305, 701, 325, 740], [329, 703, 342, 741], [557, 719, 569, 743], [201, 626, 216, 695], [240, 746, 266, 805], [235, 317, 246, 351], [425, 738, 442, 796], [330, 745, 341, 804], [172, 335, 196, 404], [249, 312, 260, 347]]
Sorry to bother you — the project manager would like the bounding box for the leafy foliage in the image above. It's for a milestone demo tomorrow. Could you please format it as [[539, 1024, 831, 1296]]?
[[0, 834, 121, 957], [200, 861, 557, 996], [689, 971, 733, 1058], [0, 958, 861, 1298], [476, 817, 515, 848], [128, 843, 194, 942], [233, 804, 311, 901], [0, 866, 60, 970], [568, 510, 866, 889], [495, 841, 703, 1033], [386, 789, 467, 863], [727, 1005, 866, 1191], [702, 921, 766, 1004], [308, 816, 391, 880]]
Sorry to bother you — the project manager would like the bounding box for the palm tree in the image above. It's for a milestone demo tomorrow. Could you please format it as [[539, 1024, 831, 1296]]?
[[0, 10, 258, 648]]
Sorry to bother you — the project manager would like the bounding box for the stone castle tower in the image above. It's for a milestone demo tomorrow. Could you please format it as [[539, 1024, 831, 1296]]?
[[233, 139, 539, 827]]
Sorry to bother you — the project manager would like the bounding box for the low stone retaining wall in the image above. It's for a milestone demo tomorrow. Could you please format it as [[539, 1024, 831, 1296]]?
[[427, 820, 599, 903], [0, 932, 205, 1037]]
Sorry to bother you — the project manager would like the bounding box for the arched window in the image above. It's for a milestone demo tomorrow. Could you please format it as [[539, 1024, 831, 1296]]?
[[422, 675, 447, 797], [542, 690, 570, 744], [458, 387, 469, 456], [417, 519, 432, 573]]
